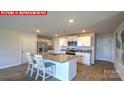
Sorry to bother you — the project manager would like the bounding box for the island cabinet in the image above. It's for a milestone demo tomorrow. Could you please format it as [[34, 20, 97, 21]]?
[[41, 53, 77, 81], [49, 58, 77, 81]]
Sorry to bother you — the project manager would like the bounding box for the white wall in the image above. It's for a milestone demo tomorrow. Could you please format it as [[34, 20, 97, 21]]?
[[114, 21, 124, 80], [0, 29, 37, 69], [95, 33, 114, 62]]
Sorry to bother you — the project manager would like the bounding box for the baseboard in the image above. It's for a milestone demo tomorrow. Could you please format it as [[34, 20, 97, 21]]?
[[0, 63, 21, 70], [95, 60, 114, 63]]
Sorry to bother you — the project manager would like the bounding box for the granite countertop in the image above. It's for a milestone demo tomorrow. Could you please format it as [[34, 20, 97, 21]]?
[[38, 52, 76, 63]]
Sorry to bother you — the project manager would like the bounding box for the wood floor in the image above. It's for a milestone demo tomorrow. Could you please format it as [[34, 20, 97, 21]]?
[[0, 61, 121, 81]]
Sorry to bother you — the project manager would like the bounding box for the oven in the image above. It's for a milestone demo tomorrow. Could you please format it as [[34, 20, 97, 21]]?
[[66, 52, 75, 55]]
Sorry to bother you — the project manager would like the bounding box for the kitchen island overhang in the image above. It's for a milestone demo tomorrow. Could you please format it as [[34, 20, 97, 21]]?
[[39, 53, 77, 81]]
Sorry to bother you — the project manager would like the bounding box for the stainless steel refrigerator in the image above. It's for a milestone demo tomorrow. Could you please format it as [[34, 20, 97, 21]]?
[[37, 41, 48, 52]]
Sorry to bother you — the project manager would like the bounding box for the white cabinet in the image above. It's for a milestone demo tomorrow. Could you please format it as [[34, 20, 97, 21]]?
[[68, 36, 77, 41], [82, 53, 91, 66], [73, 36, 77, 41], [53, 38, 61, 50], [76, 52, 83, 56], [68, 36, 72, 41], [59, 38, 67, 46], [76, 52, 91, 65], [60, 51, 66, 54], [77, 36, 91, 46]]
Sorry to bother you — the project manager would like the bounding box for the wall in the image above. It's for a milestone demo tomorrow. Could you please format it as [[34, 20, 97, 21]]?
[[95, 33, 114, 62], [114, 21, 124, 80], [0, 29, 37, 69]]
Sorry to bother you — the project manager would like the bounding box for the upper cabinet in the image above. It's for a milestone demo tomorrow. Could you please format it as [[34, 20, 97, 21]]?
[[55, 33, 94, 48], [59, 37, 68, 46], [77, 36, 91, 46], [68, 36, 77, 41]]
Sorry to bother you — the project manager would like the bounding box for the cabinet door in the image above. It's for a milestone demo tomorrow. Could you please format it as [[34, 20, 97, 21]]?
[[72, 36, 77, 41], [54, 38, 61, 50], [68, 36, 72, 41], [82, 53, 91, 65], [59, 38, 67, 46], [77, 36, 91, 46], [64, 38, 67, 46], [68, 36, 77, 41]]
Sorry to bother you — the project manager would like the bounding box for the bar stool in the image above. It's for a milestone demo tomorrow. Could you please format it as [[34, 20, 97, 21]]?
[[25, 52, 37, 77], [34, 55, 56, 81]]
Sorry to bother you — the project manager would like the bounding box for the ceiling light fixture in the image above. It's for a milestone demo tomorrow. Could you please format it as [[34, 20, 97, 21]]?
[[68, 19, 74, 23], [36, 29, 40, 33], [55, 34, 58, 37], [82, 30, 86, 33]]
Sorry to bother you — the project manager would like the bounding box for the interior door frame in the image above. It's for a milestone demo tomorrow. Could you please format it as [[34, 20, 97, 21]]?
[[20, 37, 37, 64]]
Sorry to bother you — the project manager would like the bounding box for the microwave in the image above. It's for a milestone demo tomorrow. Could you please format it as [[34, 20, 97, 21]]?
[[68, 41, 77, 46]]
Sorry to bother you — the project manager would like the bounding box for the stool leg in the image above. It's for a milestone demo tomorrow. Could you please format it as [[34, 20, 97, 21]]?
[[42, 69, 45, 81], [53, 65, 56, 76], [26, 64, 30, 74], [35, 68, 39, 80], [30, 65, 34, 77], [49, 66, 55, 76]]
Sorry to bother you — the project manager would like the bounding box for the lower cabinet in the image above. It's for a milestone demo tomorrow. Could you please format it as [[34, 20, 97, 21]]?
[[76, 52, 91, 66], [60, 51, 66, 54], [82, 53, 91, 66]]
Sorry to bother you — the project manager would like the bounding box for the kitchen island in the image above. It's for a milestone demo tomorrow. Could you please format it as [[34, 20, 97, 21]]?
[[38, 53, 77, 81]]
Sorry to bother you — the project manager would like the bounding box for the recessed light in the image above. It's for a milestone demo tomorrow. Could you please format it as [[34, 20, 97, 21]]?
[[69, 19, 74, 23], [82, 30, 86, 33], [36, 29, 40, 33], [55, 34, 58, 37]]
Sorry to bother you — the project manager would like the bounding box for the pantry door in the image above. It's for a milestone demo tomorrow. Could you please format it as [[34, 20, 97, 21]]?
[[96, 34, 113, 62]]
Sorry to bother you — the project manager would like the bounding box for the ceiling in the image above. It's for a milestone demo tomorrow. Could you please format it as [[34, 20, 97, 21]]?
[[0, 11, 124, 37]]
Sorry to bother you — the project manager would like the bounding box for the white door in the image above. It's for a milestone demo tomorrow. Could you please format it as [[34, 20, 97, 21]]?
[[21, 37, 37, 64], [102, 36, 113, 62], [96, 34, 113, 62]]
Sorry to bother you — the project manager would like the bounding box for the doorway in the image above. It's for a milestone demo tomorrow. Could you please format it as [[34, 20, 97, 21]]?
[[20, 37, 37, 64]]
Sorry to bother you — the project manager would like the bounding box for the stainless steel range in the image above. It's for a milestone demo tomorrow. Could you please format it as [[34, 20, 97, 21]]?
[[66, 49, 77, 55]]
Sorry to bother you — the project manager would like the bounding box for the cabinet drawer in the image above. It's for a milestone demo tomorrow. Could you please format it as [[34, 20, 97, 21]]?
[[75, 52, 83, 56]]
